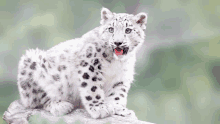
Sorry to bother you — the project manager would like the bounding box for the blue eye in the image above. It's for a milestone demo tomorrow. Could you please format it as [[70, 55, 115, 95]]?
[[108, 27, 114, 33], [125, 28, 132, 34]]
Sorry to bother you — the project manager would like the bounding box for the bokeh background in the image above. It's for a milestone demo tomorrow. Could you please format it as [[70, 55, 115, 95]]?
[[0, 0, 220, 124]]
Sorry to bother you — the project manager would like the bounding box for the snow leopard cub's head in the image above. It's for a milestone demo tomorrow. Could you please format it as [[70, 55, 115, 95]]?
[[99, 7, 148, 60]]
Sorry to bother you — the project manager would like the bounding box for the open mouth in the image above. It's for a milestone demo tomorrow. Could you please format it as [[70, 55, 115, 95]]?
[[114, 47, 129, 56]]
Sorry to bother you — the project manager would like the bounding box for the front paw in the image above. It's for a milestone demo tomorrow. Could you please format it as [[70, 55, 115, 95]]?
[[114, 105, 137, 119], [87, 103, 115, 119]]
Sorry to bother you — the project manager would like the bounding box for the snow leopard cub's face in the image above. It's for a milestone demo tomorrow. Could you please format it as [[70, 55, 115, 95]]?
[[99, 7, 148, 60]]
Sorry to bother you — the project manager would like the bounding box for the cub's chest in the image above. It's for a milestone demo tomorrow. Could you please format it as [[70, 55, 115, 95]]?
[[102, 60, 128, 82]]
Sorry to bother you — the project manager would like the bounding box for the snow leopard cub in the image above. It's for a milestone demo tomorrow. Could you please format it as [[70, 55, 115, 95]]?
[[17, 7, 148, 119]]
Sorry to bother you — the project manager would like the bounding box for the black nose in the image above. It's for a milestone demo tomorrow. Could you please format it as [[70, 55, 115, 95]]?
[[114, 42, 122, 46]]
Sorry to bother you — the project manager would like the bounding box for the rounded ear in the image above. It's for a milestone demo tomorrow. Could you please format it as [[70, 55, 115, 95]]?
[[100, 7, 113, 25], [133, 12, 148, 29]]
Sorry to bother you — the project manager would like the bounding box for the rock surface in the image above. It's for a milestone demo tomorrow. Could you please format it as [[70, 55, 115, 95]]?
[[3, 100, 155, 124]]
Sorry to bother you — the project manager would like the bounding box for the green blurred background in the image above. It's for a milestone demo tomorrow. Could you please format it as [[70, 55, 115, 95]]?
[[0, 0, 220, 124]]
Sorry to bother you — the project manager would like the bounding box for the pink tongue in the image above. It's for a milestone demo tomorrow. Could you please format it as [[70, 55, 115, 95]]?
[[115, 49, 123, 56]]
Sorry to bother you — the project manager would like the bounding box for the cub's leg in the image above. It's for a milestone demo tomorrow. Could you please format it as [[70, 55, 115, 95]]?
[[17, 49, 74, 116], [105, 81, 137, 119], [17, 49, 51, 110], [77, 44, 114, 119]]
